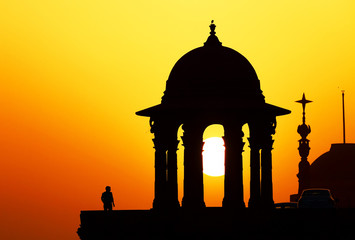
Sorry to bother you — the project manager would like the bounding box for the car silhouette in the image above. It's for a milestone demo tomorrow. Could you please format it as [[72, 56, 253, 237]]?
[[274, 202, 298, 209], [297, 188, 336, 208]]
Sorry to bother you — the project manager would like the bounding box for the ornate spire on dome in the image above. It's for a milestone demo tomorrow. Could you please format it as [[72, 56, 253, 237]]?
[[204, 20, 222, 47], [209, 20, 216, 35]]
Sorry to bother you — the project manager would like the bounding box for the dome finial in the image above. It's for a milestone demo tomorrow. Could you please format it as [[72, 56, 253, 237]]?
[[204, 20, 221, 46], [209, 20, 216, 35]]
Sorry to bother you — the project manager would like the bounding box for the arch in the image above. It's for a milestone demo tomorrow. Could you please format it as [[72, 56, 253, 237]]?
[[242, 123, 251, 207], [203, 124, 225, 140], [177, 124, 184, 206]]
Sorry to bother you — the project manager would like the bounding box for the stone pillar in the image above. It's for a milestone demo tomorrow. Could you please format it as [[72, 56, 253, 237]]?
[[248, 136, 261, 209], [151, 122, 167, 210], [260, 118, 276, 209], [166, 138, 180, 209], [151, 118, 180, 210], [222, 123, 245, 209], [181, 123, 205, 209]]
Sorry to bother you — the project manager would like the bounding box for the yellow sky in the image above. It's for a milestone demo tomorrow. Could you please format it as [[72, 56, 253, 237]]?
[[1, 1, 355, 239]]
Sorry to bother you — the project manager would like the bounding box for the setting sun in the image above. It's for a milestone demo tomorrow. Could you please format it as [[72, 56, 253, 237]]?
[[203, 137, 225, 177]]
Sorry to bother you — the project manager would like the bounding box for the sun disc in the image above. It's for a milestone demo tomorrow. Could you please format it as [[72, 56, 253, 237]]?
[[202, 137, 225, 177]]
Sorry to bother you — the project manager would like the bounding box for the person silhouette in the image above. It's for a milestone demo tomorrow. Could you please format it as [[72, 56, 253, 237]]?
[[101, 186, 115, 211]]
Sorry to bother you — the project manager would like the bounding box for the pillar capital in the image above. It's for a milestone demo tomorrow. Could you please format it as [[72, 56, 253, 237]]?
[[261, 138, 274, 151], [223, 135, 245, 152], [168, 139, 180, 150], [247, 137, 262, 150], [258, 117, 276, 151], [152, 138, 167, 150]]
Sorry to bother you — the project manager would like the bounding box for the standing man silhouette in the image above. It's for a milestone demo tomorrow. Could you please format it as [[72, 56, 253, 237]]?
[[101, 186, 115, 211]]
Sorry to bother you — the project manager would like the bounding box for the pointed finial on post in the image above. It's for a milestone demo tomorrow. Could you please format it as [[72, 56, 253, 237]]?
[[342, 90, 346, 144], [296, 93, 312, 124]]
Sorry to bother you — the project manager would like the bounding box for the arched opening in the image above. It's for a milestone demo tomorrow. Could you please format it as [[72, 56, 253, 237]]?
[[203, 124, 225, 207], [242, 123, 251, 207], [177, 124, 184, 206], [203, 137, 225, 177], [176, 122, 253, 208]]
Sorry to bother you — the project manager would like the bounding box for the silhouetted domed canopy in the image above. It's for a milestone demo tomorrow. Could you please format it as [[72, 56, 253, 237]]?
[[162, 41, 263, 105], [310, 143, 355, 207], [137, 22, 290, 117]]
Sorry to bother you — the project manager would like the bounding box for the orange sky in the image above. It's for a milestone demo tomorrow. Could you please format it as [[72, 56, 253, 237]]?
[[1, 1, 355, 239]]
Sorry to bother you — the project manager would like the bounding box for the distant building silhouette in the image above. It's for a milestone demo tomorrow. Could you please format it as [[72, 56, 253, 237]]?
[[308, 143, 355, 207], [291, 93, 355, 207], [136, 21, 290, 210]]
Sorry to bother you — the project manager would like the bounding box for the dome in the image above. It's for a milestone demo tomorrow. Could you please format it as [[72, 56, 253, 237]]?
[[310, 143, 355, 207], [136, 22, 290, 117], [162, 26, 264, 106], [310, 144, 355, 181]]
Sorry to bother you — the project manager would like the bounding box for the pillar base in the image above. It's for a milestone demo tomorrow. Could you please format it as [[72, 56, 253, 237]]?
[[182, 197, 205, 209], [153, 198, 164, 210], [248, 198, 261, 209], [153, 198, 181, 211], [222, 197, 245, 209], [261, 199, 275, 209]]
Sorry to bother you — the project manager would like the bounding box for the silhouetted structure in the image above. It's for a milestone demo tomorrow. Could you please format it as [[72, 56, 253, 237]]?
[[78, 208, 355, 239], [136, 21, 290, 210], [308, 143, 355, 207], [78, 23, 355, 240], [291, 93, 355, 206], [101, 186, 115, 211], [296, 93, 312, 195]]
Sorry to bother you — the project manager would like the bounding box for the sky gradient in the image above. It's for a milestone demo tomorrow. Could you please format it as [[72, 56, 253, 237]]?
[[1, 1, 355, 239]]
